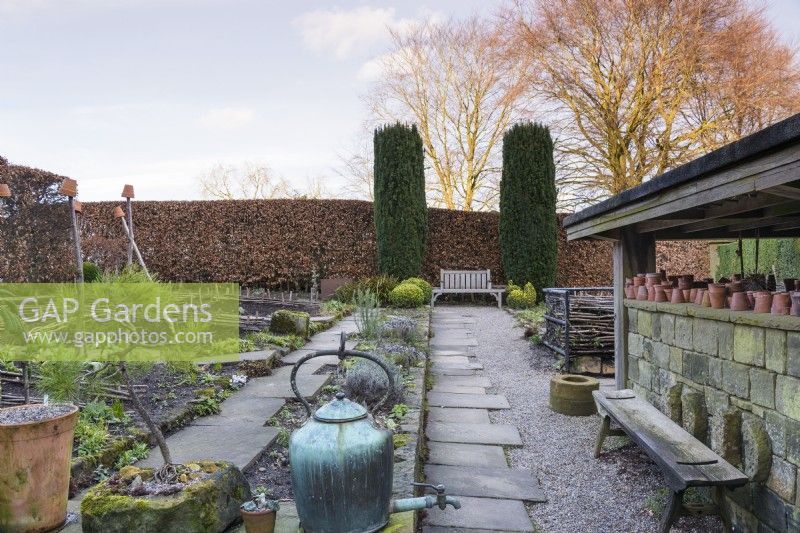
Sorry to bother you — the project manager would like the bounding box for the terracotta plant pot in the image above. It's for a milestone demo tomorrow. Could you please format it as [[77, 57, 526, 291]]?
[[708, 284, 727, 309], [647, 285, 656, 301], [121, 184, 135, 199], [694, 289, 705, 305], [663, 287, 673, 300], [671, 287, 686, 304], [689, 288, 697, 303], [625, 285, 636, 299], [654, 286, 668, 302], [730, 291, 750, 311], [753, 292, 773, 313], [58, 178, 78, 197], [633, 276, 646, 287], [241, 508, 277, 533], [702, 291, 711, 307], [636, 285, 649, 301], [0, 183, 11, 198], [772, 293, 791, 315], [791, 292, 800, 317], [645, 273, 661, 287], [0, 404, 79, 533]]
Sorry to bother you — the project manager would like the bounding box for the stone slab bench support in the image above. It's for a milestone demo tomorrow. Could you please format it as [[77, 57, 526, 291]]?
[[431, 269, 505, 308], [592, 389, 748, 533]]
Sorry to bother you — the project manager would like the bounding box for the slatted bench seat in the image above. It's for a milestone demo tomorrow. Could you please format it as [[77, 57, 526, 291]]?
[[431, 269, 505, 308], [593, 389, 748, 533]]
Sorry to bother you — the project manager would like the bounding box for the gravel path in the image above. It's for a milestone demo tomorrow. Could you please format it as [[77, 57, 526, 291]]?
[[461, 305, 723, 533]]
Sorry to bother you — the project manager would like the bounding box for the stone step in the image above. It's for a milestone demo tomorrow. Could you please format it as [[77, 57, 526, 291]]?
[[431, 338, 479, 349], [428, 392, 509, 409], [433, 375, 492, 388], [280, 352, 340, 368], [137, 422, 279, 471], [425, 464, 546, 502], [431, 355, 471, 365], [422, 496, 534, 532], [428, 407, 491, 424], [427, 422, 523, 446], [431, 385, 486, 395], [214, 396, 285, 424], [432, 350, 469, 357], [433, 361, 484, 370], [431, 367, 480, 377], [427, 442, 507, 468]]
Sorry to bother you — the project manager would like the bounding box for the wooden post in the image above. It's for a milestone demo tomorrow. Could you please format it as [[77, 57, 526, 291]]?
[[613, 229, 655, 390], [68, 196, 84, 283], [121, 184, 135, 266]]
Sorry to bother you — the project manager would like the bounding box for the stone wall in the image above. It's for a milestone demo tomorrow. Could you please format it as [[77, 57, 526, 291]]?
[[625, 300, 799, 532]]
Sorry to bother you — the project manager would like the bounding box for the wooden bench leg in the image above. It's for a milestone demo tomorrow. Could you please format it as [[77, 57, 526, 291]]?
[[594, 415, 611, 458], [659, 489, 684, 533]]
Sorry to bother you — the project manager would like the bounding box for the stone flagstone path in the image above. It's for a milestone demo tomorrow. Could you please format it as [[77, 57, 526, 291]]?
[[423, 308, 545, 533]]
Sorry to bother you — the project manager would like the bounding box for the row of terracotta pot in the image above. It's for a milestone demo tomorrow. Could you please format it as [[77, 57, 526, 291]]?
[[624, 276, 800, 316]]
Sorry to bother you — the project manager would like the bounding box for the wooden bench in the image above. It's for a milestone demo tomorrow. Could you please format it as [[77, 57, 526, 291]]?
[[430, 269, 505, 308], [593, 389, 748, 533]]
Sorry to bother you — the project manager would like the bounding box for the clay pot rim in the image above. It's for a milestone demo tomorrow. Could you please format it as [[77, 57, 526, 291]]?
[[0, 403, 78, 428], [240, 508, 276, 517]]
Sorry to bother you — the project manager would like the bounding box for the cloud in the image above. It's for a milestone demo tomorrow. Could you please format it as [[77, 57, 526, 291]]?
[[196, 107, 255, 130], [293, 6, 440, 60]]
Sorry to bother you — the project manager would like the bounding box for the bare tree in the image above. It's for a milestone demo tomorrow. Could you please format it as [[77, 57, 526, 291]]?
[[506, 0, 800, 210], [197, 162, 294, 200], [336, 135, 374, 201], [366, 16, 532, 211]]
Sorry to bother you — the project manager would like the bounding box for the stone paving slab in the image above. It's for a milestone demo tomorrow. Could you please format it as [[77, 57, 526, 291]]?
[[246, 368, 331, 399], [279, 348, 316, 364], [431, 367, 480, 376], [427, 442, 507, 468], [431, 355, 471, 365], [432, 350, 470, 357], [427, 422, 522, 445], [428, 407, 491, 424], [280, 352, 340, 367], [138, 423, 279, 470], [423, 496, 534, 531], [432, 361, 484, 370], [431, 385, 486, 394], [212, 396, 285, 424], [433, 375, 492, 387], [428, 392, 509, 409], [425, 465, 546, 502]]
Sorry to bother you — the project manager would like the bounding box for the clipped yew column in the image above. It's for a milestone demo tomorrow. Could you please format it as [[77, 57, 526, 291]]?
[[613, 229, 655, 389], [59, 178, 83, 283]]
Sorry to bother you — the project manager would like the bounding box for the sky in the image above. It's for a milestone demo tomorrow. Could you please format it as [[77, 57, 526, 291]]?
[[1, 0, 799, 202]]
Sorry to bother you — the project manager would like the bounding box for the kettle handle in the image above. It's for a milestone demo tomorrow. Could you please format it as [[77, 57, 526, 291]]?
[[290, 332, 396, 419]]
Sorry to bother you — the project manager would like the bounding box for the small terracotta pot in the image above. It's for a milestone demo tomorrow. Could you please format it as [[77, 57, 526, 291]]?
[[241, 508, 277, 533], [58, 177, 78, 197], [708, 284, 727, 309], [682, 289, 691, 302], [772, 293, 791, 315], [646, 273, 661, 287], [646, 285, 655, 301], [625, 285, 636, 299], [0, 183, 11, 198], [671, 287, 686, 304], [689, 288, 697, 303], [730, 291, 750, 311], [121, 184, 135, 199], [701, 291, 711, 307], [633, 276, 646, 287], [791, 292, 800, 317], [694, 289, 705, 305], [636, 285, 649, 301], [662, 287, 673, 300], [654, 286, 668, 302], [753, 292, 773, 313]]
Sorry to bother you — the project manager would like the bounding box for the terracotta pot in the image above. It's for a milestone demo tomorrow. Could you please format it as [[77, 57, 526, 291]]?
[[645, 273, 661, 287], [636, 285, 649, 301], [702, 291, 711, 307], [654, 286, 668, 302], [694, 289, 705, 305], [689, 288, 697, 303], [791, 292, 800, 317], [625, 285, 636, 299], [662, 287, 673, 300], [633, 276, 646, 287], [753, 292, 773, 313], [0, 183, 10, 198], [730, 291, 750, 311], [671, 287, 686, 304], [772, 293, 791, 315], [241, 508, 277, 533], [58, 177, 77, 197], [708, 284, 727, 309], [682, 289, 691, 302], [647, 285, 656, 301], [121, 184, 135, 199], [0, 404, 78, 533]]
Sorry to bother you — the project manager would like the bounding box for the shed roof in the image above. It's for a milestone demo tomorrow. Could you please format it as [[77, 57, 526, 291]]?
[[563, 113, 800, 241]]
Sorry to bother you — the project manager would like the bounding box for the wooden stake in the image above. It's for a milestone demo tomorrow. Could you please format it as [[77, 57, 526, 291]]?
[[68, 196, 84, 283]]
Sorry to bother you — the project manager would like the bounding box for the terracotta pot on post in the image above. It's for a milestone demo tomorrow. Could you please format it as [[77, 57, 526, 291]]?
[[636, 285, 649, 301], [730, 291, 750, 312], [791, 292, 800, 317], [753, 292, 773, 314], [0, 183, 11, 198], [772, 293, 791, 316], [708, 284, 727, 309], [0, 404, 79, 533]]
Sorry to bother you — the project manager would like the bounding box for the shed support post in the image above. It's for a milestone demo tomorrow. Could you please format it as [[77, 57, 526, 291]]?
[[613, 229, 655, 389]]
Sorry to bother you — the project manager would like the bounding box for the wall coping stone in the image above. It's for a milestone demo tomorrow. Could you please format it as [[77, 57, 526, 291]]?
[[625, 300, 800, 332]]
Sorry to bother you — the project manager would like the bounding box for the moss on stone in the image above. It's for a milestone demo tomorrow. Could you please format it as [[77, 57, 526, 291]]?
[[270, 310, 311, 337], [393, 433, 411, 449]]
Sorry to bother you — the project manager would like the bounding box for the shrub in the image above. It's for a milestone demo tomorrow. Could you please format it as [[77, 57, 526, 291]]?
[[354, 288, 381, 338], [83, 262, 102, 283], [334, 282, 358, 303], [378, 342, 424, 369], [270, 310, 310, 337], [500, 122, 556, 301], [344, 358, 404, 407], [380, 316, 419, 344], [374, 123, 427, 280], [388, 283, 425, 308], [507, 282, 537, 309], [402, 277, 432, 302], [359, 275, 399, 304]]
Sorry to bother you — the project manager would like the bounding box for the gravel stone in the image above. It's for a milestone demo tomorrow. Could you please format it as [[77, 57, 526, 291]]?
[[0, 404, 74, 425], [456, 306, 723, 533]]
